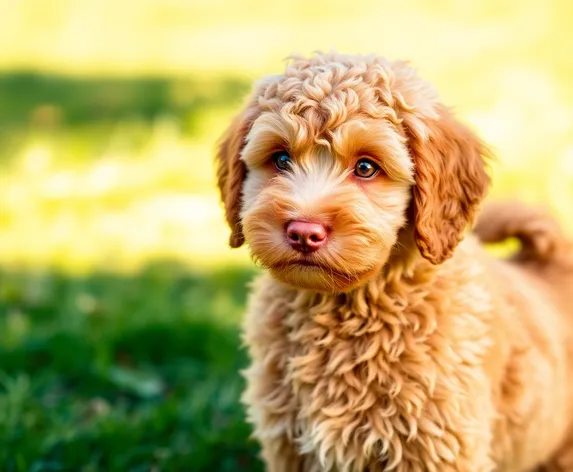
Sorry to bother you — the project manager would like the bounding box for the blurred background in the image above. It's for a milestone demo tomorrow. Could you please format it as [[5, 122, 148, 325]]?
[[0, 0, 571, 470]]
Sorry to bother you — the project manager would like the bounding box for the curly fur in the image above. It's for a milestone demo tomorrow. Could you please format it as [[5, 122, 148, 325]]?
[[215, 52, 573, 471]]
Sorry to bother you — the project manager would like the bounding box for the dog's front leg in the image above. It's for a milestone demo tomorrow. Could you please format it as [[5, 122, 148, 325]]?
[[259, 435, 321, 472]]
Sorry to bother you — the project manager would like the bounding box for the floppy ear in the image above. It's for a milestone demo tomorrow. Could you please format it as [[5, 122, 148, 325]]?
[[215, 102, 260, 248], [405, 105, 491, 264]]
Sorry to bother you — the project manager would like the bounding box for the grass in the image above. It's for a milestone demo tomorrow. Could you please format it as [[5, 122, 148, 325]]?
[[0, 262, 262, 472]]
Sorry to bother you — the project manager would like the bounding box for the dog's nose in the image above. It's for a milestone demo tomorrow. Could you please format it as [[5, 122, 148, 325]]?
[[286, 221, 327, 253]]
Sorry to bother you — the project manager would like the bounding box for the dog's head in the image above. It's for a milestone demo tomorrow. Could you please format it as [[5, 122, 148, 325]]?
[[216, 53, 490, 292]]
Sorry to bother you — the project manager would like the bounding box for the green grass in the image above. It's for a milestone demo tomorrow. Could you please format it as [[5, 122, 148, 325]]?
[[0, 262, 262, 471]]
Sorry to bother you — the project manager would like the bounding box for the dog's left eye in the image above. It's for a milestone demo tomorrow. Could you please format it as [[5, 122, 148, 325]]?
[[272, 151, 292, 171], [354, 158, 379, 179]]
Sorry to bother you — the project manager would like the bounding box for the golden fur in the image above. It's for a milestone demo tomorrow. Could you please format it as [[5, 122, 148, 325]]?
[[215, 52, 573, 471]]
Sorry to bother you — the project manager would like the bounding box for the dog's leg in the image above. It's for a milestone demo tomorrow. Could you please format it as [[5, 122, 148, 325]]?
[[259, 436, 302, 472], [242, 277, 319, 471], [259, 436, 321, 472]]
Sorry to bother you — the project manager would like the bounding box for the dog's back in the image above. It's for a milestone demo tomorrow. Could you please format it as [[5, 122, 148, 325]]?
[[474, 201, 573, 469]]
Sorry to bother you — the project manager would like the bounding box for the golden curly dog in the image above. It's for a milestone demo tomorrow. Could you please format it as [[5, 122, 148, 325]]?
[[215, 52, 573, 471]]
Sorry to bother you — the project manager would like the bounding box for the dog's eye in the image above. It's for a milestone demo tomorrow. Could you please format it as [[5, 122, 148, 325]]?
[[272, 151, 292, 171], [354, 158, 379, 179]]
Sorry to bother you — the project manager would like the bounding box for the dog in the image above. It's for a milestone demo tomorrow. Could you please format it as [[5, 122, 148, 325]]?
[[215, 52, 573, 471]]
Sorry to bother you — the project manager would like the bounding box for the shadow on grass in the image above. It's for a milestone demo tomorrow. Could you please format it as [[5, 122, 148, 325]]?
[[0, 260, 262, 472]]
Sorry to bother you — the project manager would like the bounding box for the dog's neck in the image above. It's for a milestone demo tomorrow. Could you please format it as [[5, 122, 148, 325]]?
[[289, 248, 438, 323], [280, 224, 440, 321]]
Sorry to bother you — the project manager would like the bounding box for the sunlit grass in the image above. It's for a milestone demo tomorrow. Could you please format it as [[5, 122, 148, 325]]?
[[0, 115, 251, 272]]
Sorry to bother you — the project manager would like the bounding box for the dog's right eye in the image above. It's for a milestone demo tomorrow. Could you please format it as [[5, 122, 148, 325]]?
[[272, 151, 292, 171], [354, 158, 380, 179]]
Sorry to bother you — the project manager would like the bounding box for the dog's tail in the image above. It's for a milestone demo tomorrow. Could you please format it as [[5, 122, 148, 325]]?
[[473, 201, 571, 263]]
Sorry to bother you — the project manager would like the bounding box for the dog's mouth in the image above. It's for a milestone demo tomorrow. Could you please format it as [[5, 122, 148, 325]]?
[[273, 258, 333, 272], [290, 260, 325, 269], [271, 258, 365, 280], [268, 257, 379, 292]]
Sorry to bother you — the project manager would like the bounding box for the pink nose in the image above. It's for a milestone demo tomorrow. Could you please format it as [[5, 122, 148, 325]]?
[[286, 221, 327, 253]]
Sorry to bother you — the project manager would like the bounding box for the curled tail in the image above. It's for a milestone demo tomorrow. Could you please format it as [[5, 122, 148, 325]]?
[[474, 201, 571, 263]]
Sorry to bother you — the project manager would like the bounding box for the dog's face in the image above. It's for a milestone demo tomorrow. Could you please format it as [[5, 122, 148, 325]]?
[[216, 53, 490, 292], [240, 116, 414, 292]]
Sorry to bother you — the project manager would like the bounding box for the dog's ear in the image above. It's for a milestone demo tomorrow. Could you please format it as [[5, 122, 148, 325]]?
[[404, 105, 490, 264], [215, 101, 260, 248]]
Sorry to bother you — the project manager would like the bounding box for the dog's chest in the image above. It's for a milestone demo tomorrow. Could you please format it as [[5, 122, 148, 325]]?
[[283, 299, 444, 470], [243, 272, 494, 471]]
